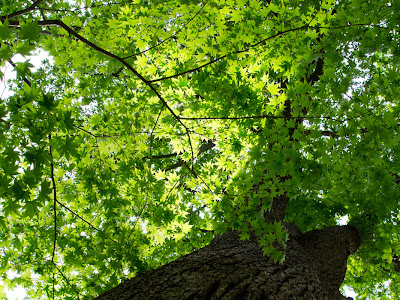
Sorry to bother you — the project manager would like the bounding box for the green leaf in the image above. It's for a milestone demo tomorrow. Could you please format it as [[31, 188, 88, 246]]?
[[23, 201, 42, 218], [14, 60, 34, 80], [0, 42, 12, 61], [57, 136, 79, 159], [0, 19, 12, 39], [16, 41, 36, 56], [19, 20, 41, 40], [61, 110, 75, 130], [3, 201, 21, 217], [1, 1, 399, 298], [38, 93, 58, 110]]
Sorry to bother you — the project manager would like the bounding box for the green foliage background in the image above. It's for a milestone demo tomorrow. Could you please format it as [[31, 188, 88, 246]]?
[[0, 0, 399, 298]]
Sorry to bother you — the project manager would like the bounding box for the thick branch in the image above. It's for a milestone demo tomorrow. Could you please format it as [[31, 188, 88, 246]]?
[[8, 18, 195, 165], [0, 0, 46, 20], [8, 19, 192, 150]]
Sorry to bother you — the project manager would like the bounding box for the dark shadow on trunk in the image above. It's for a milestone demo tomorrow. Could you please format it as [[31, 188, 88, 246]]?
[[95, 223, 361, 300]]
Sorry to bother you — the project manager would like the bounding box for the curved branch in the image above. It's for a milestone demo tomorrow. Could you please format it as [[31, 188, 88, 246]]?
[[0, 0, 46, 20], [148, 25, 309, 83], [7, 19, 180, 122], [148, 23, 388, 84], [8, 19, 195, 168]]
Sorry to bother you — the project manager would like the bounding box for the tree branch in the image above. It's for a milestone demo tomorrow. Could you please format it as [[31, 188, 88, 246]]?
[[179, 114, 343, 121], [164, 140, 215, 171], [38, 2, 123, 13], [53, 262, 81, 298], [55, 199, 117, 243], [145, 153, 178, 160], [122, 0, 209, 59], [49, 134, 57, 263], [264, 45, 325, 223], [145, 140, 215, 161], [8, 19, 194, 165], [7, 59, 31, 86], [0, 0, 46, 20], [148, 25, 309, 83]]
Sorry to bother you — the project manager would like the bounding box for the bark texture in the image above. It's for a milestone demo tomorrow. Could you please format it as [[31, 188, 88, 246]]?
[[95, 223, 361, 300]]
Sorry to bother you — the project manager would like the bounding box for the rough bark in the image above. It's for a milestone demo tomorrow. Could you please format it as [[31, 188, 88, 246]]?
[[95, 223, 361, 300]]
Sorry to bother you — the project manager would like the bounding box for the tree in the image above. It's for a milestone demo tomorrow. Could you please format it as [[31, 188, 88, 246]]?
[[0, 0, 399, 299]]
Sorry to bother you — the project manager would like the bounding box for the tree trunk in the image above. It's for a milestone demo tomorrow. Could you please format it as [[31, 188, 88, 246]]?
[[95, 223, 361, 300]]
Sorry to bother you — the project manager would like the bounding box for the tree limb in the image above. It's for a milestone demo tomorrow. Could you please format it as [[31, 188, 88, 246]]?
[[149, 25, 309, 83], [122, 0, 209, 59], [55, 199, 117, 243], [0, 0, 46, 20], [49, 134, 58, 264], [53, 262, 81, 298], [8, 19, 194, 164], [7, 59, 31, 86]]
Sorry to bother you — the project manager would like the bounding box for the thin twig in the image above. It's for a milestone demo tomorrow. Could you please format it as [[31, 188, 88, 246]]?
[[49, 134, 57, 263], [148, 23, 392, 84], [55, 199, 117, 243], [178, 114, 344, 121], [144, 140, 215, 160], [145, 153, 178, 160], [9, 19, 196, 172], [122, 0, 209, 59], [39, 2, 122, 13], [148, 25, 309, 83], [7, 59, 31, 86], [52, 262, 81, 298], [52, 271, 55, 300], [149, 104, 165, 160]]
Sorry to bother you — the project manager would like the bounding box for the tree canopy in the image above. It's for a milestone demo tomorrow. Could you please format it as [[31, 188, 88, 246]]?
[[0, 0, 399, 299]]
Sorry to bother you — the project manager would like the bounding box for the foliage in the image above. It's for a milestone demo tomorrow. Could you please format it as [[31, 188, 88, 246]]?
[[0, 0, 399, 299]]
